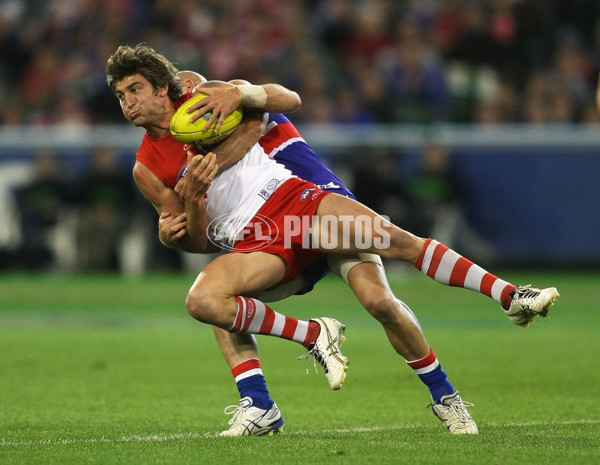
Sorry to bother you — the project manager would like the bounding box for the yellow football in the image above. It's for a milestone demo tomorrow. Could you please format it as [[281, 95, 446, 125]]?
[[170, 94, 243, 146]]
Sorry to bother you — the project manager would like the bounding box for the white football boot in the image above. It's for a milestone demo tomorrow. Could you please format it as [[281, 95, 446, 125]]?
[[505, 285, 560, 327], [430, 391, 478, 435], [220, 397, 285, 437], [297, 317, 348, 390]]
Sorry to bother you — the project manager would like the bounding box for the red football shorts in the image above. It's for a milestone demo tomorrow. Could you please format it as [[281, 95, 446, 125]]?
[[231, 177, 330, 285]]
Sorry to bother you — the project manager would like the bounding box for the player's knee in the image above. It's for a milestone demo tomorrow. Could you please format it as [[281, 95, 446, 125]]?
[[361, 290, 398, 324], [185, 289, 217, 324]]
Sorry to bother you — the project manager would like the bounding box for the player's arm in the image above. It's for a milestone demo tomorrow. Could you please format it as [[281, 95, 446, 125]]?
[[187, 80, 300, 129], [195, 79, 288, 171], [235, 82, 301, 113], [132, 160, 217, 253], [173, 150, 221, 251], [207, 112, 263, 172]]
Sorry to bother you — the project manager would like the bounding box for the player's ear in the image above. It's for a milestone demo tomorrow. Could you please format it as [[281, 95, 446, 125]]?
[[182, 79, 195, 93]]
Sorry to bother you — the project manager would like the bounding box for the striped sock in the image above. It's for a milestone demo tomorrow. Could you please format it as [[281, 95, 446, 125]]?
[[231, 358, 272, 410], [407, 348, 455, 402], [415, 238, 516, 310], [230, 296, 320, 348]]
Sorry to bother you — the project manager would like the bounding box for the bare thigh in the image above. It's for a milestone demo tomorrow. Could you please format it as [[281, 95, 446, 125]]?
[[315, 193, 425, 263], [185, 251, 288, 326], [191, 251, 287, 298]]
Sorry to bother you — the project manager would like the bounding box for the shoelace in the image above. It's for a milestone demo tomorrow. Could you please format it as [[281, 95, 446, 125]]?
[[513, 284, 543, 311], [223, 403, 248, 426], [297, 321, 344, 375], [448, 399, 475, 425], [297, 332, 343, 375], [298, 345, 328, 375], [426, 399, 475, 413], [514, 284, 540, 299]]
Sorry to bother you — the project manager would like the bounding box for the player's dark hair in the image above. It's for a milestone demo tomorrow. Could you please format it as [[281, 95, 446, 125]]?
[[106, 43, 182, 101]]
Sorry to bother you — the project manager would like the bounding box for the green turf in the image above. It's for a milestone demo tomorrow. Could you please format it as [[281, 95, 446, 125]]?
[[1, 270, 599, 465]]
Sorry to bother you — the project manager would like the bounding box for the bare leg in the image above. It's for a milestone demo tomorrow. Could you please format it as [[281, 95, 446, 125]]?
[[212, 326, 259, 369], [346, 262, 429, 361], [185, 251, 286, 328], [314, 193, 426, 262], [314, 194, 518, 310]]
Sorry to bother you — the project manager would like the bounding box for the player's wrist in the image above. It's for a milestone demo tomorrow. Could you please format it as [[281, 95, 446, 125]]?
[[237, 85, 267, 108]]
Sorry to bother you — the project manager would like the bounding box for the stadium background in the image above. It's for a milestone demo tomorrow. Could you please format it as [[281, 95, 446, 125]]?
[[1, 3, 600, 463], [0, 0, 599, 271]]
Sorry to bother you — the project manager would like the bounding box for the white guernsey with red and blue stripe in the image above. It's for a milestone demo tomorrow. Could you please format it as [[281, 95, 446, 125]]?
[[258, 113, 354, 199]]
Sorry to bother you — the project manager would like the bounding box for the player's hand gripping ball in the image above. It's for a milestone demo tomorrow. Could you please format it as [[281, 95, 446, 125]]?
[[170, 94, 243, 146]]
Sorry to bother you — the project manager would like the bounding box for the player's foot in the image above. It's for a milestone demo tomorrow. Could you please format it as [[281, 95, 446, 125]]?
[[298, 317, 348, 390], [505, 285, 560, 327], [219, 397, 285, 437], [430, 391, 478, 435]]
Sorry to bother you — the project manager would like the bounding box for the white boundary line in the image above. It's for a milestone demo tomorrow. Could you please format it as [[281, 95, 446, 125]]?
[[2, 419, 599, 447]]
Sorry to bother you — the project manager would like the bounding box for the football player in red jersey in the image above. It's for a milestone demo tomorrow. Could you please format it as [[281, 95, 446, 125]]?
[[107, 44, 559, 437]]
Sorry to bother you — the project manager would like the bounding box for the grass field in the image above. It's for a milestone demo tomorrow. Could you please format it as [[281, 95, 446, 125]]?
[[1, 269, 599, 464]]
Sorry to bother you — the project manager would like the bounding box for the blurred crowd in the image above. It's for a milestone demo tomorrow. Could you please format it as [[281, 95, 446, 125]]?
[[2, 0, 600, 272], [2, 148, 186, 272], [2, 0, 600, 126]]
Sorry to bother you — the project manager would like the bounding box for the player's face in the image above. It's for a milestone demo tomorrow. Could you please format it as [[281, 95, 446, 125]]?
[[113, 74, 166, 127]]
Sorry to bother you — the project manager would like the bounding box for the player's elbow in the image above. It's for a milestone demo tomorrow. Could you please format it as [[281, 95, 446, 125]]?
[[266, 84, 301, 113], [287, 91, 301, 112]]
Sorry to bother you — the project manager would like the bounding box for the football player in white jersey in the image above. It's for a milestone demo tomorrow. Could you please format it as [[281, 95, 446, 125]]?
[[171, 72, 474, 436], [175, 74, 559, 437]]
